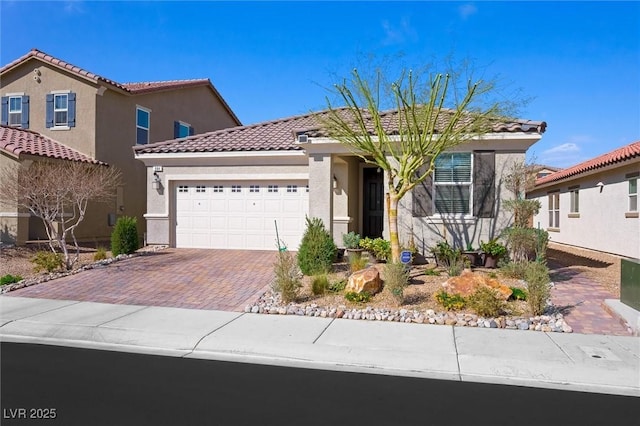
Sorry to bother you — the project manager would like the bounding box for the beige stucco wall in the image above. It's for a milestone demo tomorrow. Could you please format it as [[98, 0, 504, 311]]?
[[0, 154, 28, 244], [528, 161, 640, 259]]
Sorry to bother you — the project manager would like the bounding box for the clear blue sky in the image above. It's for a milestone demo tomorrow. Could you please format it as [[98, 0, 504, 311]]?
[[2, 1, 638, 168]]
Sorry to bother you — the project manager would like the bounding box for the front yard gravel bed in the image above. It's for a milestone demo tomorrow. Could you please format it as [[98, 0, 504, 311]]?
[[245, 290, 574, 333]]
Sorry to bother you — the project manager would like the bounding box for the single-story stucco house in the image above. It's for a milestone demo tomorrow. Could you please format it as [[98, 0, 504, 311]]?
[[528, 140, 640, 259], [133, 109, 546, 254]]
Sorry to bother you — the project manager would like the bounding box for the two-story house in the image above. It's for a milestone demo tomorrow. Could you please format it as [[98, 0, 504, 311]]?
[[0, 49, 240, 245]]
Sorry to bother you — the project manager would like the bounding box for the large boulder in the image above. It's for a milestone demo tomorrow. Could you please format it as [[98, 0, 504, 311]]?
[[442, 269, 512, 300], [346, 267, 382, 295]]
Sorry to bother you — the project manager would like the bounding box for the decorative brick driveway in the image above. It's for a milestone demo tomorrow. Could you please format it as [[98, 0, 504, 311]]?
[[6, 249, 276, 311]]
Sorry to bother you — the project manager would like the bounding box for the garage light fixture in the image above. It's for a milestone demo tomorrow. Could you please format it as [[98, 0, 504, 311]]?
[[152, 172, 162, 190]]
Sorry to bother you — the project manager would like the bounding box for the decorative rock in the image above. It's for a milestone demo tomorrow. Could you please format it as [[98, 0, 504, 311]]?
[[489, 320, 498, 328], [445, 318, 457, 326], [562, 323, 573, 333], [442, 269, 513, 300], [345, 267, 382, 295], [518, 322, 530, 330]]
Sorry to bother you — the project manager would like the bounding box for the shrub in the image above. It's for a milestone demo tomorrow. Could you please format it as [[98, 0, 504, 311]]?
[[32, 251, 63, 273], [342, 231, 361, 249], [435, 290, 466, 310], [384, 262, 409, 305], [479, 238, 507, 258], [525, 261, 551, 315], [509, 287, 528, 301], [311, 274, 329, 295], [328, 279, 347, 293], [502, 227, 549, 263], [272, 250, 302, 303], [297, 217, 337, 275], [93, 247, 108, 261], [345, 291, 371, 303], [111, 216, 139, 256], [359, 237, 391, 261], [500, 261, 530, 279], [468, 287, 506, 317], [1, 274, 23, 286], [430, 241, 465, 276], [349, 254, 368, 273], [424, 267, 440, 276]]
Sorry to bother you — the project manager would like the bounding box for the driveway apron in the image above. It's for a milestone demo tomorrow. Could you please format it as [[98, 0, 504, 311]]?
[[5, 249, 276, 311]]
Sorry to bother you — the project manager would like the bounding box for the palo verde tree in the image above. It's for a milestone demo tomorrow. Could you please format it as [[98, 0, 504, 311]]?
[[0, 160, 122, 269], [321, 65, 520, 262]]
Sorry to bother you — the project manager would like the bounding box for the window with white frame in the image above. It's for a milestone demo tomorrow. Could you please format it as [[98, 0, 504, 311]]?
[[569, 187, 579, 213], [178, 185, 188, 193], [268, 185, 279, 193], [53, 93, 68, 127], [212, 185, 223, 193], [136, 106, 150, 145], [8, 96, 22, 126], [548, 192, 560, 228], [433, 152, 472, 215], [195, 186, 206, 193], [249, 185, 260, 193], [231, 185, 241, 193], [629, 177, 638, 212], [174, 121, 193, 138], [287, 185, 298, 193]]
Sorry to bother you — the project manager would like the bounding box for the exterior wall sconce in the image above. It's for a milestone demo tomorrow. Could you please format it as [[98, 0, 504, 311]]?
[[596, 181, 604, 193], [152, 172, 162, 190], [333, 174, 338, 189]]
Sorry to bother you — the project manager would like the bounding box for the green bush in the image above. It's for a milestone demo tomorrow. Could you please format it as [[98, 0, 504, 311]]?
[[311, 274, 329, 295], [500, 260, 530, 279], [1, 274, 23, 286], [423, 267, 440, 276], [111, 216, 139, 256], [435, 290, 466, 311], [32, 251, 63, 273], [272, 250, 302, 303], [468, 287, 506, 317], [328, 279, 347, 293], [430, 241, 465, 276], [502, 227, 549, 263], [93, 247, 108, 261], [525, 261, 551, 315], [360, 237, 391, 261], [509, 287, 528, 301], [479, 238, 507, 258], [384, 262, 409, 305], [342, 231, 361, 249], [297, 217, 337, 275], [345, 291, 371, 303]]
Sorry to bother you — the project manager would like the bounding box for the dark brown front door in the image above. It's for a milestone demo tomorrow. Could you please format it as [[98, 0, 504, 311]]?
[[362, 167, 384, 238]]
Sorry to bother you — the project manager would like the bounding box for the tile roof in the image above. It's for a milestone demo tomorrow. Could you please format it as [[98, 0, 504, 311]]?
[[134, 107, 546, 155], [0, 125, 104, 164], [1, 49, 240, 125], [535, 140, 640, 186]]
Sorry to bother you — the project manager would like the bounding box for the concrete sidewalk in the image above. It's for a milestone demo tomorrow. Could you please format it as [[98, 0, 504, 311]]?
[[1, 296, 638, 397]]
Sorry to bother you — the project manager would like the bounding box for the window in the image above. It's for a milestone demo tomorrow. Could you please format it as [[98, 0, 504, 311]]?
[[195, 186, 206, 193], [136, 106, 150, 144], [231, 185, 242, 193], [629, 178, 638, 212], [249, 185, 260, 193], [45, 92, 75, 128], [433, 152, 472, 215], [174, 121, 194, 138], [287, 185, 298, 193], [306, 185, 309, 193], [212, 185, 223, 193], [569, 187, 579, 213], [548, 192, 560, 228], [268, 185, 279, 193], [178, 185, 188, 193], [2, 95, 29, 128]]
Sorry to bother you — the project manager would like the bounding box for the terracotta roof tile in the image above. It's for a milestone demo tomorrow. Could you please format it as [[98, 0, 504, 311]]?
[[122, 79, 211, 94], [535, 140, 640, 186], [134, 108, 546, 155], [0, 125, 104, 164]]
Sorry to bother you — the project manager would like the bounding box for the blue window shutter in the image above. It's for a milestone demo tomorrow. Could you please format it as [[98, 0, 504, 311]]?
[[46, 94, 54, 128], [1, 97, 7, 126], [174, 121, 179, 138], [189, 126, 194, 136], [21, 96, 29, 129], [67, 92, 76, 127]]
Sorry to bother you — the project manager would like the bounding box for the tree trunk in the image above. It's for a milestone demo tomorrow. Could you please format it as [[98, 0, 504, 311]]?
[[387, 192, 401, 263]]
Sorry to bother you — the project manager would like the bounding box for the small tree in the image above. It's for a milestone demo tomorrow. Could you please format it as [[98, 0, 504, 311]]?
[[321, 66, 515, 262], [0, 160, 121, 269]]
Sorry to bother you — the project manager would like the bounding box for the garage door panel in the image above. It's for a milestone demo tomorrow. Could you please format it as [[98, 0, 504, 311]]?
[[175, 181, 308, 250]]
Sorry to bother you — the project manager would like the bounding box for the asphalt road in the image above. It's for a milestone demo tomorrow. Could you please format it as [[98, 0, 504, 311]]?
[[1, 342, 635, 425]]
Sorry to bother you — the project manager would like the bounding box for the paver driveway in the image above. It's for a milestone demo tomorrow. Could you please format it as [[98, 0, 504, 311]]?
[[6, 249, 276, 311]]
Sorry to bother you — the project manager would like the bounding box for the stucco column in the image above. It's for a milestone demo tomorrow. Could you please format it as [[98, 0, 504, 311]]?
[[308, 153, 333, 238]]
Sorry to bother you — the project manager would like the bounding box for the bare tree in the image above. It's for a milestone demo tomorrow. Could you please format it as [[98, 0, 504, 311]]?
[[0, 160, 122, 269], [321, 66, 515, 262]]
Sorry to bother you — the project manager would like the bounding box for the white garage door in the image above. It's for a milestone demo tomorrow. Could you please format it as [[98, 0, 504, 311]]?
[[175, 181, 309, 250]]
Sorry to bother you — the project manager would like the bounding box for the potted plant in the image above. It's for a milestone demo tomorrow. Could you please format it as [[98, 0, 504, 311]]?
[[342, 231, 363, 259], [462, 242, 482, 267], [480, 238, 507, 268], [359, 237, 391, 263]]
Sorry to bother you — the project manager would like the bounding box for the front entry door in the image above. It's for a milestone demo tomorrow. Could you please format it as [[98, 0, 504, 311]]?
[[362, 167, 384, 238]]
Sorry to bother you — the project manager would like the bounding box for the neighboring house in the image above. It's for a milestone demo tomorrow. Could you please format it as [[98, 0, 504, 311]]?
[[528, 141, 640, 259], [0, 125, 104, 243], [0, 48, 240, 245], [134, 109, 546, 253], [528, 164, 562, 180]]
